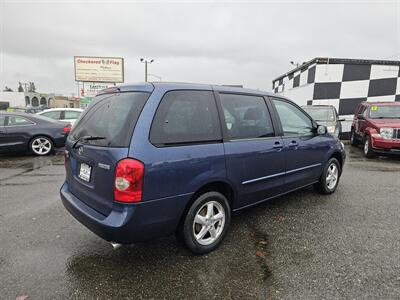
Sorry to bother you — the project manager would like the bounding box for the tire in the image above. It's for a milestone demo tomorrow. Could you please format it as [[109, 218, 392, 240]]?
[[350, 129, 358, 146], [314, 158, 341, 195], [180, 191, 231, 254], [363, 136, 375, 158], [29, 136, 54, 156]]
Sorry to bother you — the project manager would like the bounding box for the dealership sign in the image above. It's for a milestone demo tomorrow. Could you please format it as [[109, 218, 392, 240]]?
[[74, 56, 124, 83], [82, 83, 114, 97]]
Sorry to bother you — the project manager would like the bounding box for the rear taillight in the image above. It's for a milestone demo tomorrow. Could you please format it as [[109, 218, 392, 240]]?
[[63, 126, 71, 133], [114, 158, 144, 203]]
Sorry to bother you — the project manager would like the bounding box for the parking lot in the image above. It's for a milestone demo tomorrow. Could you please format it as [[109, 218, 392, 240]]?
[[0, 146, 399, 299]]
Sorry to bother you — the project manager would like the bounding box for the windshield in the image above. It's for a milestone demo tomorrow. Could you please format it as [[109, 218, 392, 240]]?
[[368, 105, 400, 119], [69, 92, 150, 147], [302, 107, 335, 121]]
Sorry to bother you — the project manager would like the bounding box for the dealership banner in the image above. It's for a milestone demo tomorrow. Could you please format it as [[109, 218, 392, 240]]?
[[82, 83, 114, 97], [74, 56, 124, 83]]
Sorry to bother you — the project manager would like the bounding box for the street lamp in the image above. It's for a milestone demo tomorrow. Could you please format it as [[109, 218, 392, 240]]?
[[140, 58, 154, 82]]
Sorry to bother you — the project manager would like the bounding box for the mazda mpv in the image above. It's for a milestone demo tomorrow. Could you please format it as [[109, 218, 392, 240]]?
[[60, 82, 346, 254]]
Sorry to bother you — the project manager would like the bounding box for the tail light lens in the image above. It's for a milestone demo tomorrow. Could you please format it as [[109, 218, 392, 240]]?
[[63, 125, 71, 133], [114, 158, 144, 203]]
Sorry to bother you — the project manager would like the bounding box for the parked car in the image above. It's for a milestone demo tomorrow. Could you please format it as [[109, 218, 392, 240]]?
[[60, 83, 346, 254], [302, 105, 344, 137], [5, 106, 44, 114], [0, 112, 71, 156], [37, 108, 83, 125], [350, 101, 400, 158]]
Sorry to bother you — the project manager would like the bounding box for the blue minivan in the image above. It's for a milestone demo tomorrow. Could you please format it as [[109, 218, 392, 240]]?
[[60, 82, 345, 254]]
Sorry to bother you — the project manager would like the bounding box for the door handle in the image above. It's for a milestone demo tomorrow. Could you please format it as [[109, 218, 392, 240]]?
[[288, 141, 299, 148], [273, 141, 283, 151]]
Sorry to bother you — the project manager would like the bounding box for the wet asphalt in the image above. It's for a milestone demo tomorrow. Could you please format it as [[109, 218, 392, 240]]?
[[1, 146, 400, 300]]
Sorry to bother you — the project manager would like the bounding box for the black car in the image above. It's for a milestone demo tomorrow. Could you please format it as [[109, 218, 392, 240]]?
[[0, 112, 71, 156]]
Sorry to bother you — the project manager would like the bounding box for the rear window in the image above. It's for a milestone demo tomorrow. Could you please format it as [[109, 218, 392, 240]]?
[[42, 111, 62, 120], [150, 90, 221, 146], [64, 111, 81, 120], [69, 92, 149, 147], [7, 116, 34, 126]]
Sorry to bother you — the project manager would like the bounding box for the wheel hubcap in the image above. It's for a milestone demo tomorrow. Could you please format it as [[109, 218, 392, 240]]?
[[193, 200, 225, 246], [326, 163, 338, 190], [32, 138, 51, 155]]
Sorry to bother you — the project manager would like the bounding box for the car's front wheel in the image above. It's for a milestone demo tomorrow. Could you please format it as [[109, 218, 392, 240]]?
[[29, 136, 53, 156], [363, 136, 375, 158], [180, 191, 231, 254], [314, 157, 341, 194]]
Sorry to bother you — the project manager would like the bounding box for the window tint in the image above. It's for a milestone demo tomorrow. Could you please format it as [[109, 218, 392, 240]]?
[[150, 91, 221, 145], [64, 111, 81, 120], [272, 99, 313, 136], [219, 93, 274, 140], [70, 92, 149, 147], [0, 116, 5, 126], [8, 116, 34, 126], [42, 111, 61, 120]]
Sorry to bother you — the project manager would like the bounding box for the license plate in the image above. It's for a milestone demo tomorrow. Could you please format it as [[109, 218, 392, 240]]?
[[79, 163, 91, 182]]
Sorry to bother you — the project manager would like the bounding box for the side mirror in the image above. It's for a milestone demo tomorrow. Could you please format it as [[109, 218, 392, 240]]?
[[357, 114, 364, 120], [317, 125, 327, 135], [338, 118, 346, 122]]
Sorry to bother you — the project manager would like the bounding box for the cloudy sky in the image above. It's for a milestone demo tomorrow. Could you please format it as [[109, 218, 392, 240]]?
[[1, 0, 399, 95]]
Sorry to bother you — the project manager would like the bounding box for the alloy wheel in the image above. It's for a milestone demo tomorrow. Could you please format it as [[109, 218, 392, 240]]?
[[192, 200, 226, 246], [326, 163, 339, 190], [364, 139, 369, 155], [31, 137, 52, 155]]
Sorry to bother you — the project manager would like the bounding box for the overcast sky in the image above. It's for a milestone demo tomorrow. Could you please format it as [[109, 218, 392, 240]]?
[[1, 0, 399, 95]]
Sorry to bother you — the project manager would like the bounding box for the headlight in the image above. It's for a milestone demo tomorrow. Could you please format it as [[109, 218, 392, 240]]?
[[379, 128, 394, 139], [327, 126, 336, 134]]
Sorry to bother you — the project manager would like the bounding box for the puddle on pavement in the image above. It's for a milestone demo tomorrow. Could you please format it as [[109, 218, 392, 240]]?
[[0, 152, 64, 170]]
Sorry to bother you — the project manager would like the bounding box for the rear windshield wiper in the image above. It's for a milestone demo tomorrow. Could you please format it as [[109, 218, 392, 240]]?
[[72, 135, 106, 148]]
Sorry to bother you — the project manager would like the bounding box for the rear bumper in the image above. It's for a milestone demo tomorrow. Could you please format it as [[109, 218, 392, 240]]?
[[60, 182, 191, 244], [54, 135, 68, 148], [371, 138, 400, 154]]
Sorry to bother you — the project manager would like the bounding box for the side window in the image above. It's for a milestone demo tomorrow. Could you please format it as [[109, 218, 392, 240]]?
[[272, 99, 313, 136], [150, 90, 221, 145], [42, 111, 61, 120], [0, 116, 5, 126], [219, 93, 274, 140], [64, 111, 81, 120], [8, 116, 34, 126]]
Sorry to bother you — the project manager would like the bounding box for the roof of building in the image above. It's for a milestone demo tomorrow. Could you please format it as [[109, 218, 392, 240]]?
[[273, 57, 400, 83]]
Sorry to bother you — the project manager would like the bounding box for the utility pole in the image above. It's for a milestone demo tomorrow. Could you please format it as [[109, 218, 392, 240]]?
[[140, 58, 154, 82]]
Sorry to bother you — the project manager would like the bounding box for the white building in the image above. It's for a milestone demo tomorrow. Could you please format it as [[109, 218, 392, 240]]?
[[272, 57, 400, 136], [0, 91, 55, 108]]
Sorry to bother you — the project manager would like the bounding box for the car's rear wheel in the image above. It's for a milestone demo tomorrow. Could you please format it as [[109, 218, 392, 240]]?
[[314, 157, 341, 194], [180, 191, 231, 254], [363, 136, 375, 158], [350, 129, 358, 146], [29, 136, 53, 156]]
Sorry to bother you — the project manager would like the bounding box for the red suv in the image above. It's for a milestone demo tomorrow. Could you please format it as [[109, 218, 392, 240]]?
[[350, 102, 400, 158]]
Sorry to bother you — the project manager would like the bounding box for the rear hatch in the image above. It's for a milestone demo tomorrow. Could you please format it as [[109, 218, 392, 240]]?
[[65, 90, 151, 216]]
